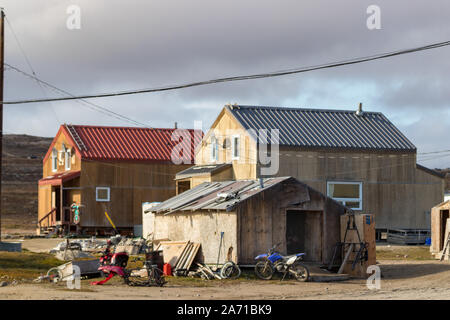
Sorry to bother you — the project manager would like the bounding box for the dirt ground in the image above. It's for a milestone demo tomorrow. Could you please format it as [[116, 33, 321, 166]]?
[[1, 238, 450, 300], [0, 239, 450, 300], [1, 259, 450, 300], [5, 238, 63, 252]]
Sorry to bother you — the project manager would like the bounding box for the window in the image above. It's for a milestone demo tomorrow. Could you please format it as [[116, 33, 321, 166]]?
[[210, 136, 219, 162], [327, 181, 362, 210], [51, 148, 58, 172], [96, 187, 110, 202], [65, 148, 71, 170], [231, 135, 240, 160]]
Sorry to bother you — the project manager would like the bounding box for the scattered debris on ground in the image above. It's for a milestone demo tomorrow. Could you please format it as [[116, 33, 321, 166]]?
[[54, 250, 94, 261]]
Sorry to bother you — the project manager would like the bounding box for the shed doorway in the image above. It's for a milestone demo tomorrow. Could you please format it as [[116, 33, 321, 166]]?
[[286, 210, 323, 262], [440, 209, 449, 251]]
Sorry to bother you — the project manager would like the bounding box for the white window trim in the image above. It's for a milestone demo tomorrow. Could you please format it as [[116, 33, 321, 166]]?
[[210, 137, 218, 162], [96, 187, 110, 202], [231, 135, 240, 160], [326, 181, 363, 210], [65, 150, 71, 170], [51, 148, 58, 172]]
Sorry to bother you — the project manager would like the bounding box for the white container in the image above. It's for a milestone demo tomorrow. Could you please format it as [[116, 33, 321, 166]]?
[[142, 202, 161, 240]]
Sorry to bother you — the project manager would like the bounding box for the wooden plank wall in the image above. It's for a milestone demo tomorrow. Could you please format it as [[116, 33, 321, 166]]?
[[272, 147, 444, 229], [237, 179, 345, 264], [37, 185, 52, 226], [79, 161, 192, 228]]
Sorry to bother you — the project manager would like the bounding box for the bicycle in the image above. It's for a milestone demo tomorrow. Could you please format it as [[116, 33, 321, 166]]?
[[125, 252, 166, 287]]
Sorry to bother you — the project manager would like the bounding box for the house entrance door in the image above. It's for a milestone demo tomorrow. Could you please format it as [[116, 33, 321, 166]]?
[[52, 186, 61, 222]]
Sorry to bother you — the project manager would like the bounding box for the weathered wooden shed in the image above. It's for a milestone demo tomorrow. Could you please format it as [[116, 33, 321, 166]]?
[[430, 200, 450, 258], [148, 177, 351, 265]]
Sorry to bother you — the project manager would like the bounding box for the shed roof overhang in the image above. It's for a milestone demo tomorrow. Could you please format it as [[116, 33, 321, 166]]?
[[175, 163, 232, 180], [38, 170, 81, 186]]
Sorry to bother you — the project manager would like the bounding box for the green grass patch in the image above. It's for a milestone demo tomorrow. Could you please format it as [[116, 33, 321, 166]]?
[[0, 251, 62, 281], [376, 246, 433, 260]]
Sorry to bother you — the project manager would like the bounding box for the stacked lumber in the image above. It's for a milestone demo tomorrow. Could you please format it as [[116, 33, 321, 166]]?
[[155, 241, 201, 275], [174, 242, 201, 274], [156, 241, 188, 266]]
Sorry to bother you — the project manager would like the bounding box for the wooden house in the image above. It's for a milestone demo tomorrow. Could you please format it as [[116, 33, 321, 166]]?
[[176, 104, 445, 237], [148, 177, 351, 264], [38, 124, 200, 235]]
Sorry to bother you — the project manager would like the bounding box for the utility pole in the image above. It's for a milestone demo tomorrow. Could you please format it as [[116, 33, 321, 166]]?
[[0, 9, 4, 241]]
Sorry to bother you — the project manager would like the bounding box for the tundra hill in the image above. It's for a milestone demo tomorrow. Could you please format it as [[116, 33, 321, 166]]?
[[1, 134, 53, 235], [0, 134, 448, 235]]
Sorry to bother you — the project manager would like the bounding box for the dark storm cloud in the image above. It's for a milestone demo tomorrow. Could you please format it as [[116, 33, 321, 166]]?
[[2, 0, 450, 167]]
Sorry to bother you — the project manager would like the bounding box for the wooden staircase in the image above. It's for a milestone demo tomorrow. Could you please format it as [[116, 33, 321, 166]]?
[[37, 208, 57, 235]]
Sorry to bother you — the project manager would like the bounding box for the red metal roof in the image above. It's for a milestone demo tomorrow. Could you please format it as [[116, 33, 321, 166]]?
[[39, 170, 81, 186], [61, 125, 201, 162]]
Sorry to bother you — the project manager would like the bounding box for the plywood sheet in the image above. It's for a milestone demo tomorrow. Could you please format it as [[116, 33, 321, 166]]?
[[158, 241, 189, 266]]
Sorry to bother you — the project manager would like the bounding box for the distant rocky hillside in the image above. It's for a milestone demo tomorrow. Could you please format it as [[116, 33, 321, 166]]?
[[436, 168, 450, 192], [2, 134, 53, 184], [1, 134, 53, 234]]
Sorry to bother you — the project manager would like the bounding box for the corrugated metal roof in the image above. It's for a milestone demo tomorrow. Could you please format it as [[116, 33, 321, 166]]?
[[175, 163, 232, 180], [152, 177, 291, 213], [227, 105, 416, 151], [63, 125, 202, 162]]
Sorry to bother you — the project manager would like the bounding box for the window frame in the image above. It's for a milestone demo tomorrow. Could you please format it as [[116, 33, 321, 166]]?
[[65, 148, 71, 171], [51, 148, 58, 172], [326, 181, 363, 210], [210, 136, 219, 162], [231, 134, 240, 160], [96, 187, 111, 202]]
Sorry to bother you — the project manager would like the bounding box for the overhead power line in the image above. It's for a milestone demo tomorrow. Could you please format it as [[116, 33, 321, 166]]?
[[2, 39, 450, 105], [4, 15, 62, 123], [5, 63, 151, 127], [417, 149, 450, 155]]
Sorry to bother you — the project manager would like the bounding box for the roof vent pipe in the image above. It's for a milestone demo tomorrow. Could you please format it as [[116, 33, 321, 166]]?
[[259, 177, 264, 189], [356, 103, 364, 116], [174, 122, 178, 129]]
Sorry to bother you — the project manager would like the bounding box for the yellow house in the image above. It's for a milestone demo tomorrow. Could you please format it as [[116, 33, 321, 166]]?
[[175, 104, 444, 236], [38, 124, 200, 235]]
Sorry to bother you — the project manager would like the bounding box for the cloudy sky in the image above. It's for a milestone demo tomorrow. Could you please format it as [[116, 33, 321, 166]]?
[[2, 0, 450, 168]]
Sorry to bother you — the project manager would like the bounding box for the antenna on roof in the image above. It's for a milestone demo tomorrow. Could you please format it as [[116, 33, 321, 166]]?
[[356, 103, 364, 116]]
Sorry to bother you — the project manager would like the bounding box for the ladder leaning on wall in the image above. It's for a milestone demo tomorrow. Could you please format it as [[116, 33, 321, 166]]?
[[440, 233, 450, 261]]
